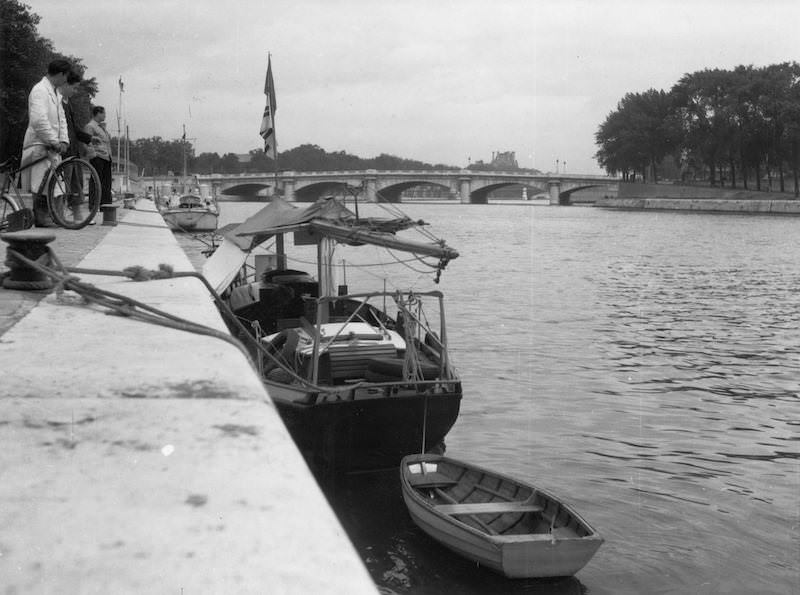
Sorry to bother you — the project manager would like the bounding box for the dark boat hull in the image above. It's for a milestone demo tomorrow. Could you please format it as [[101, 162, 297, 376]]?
[[269, 383, 462, 471]]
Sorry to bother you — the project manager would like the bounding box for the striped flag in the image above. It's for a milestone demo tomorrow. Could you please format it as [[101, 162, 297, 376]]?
[[259, 56, 277, 159]]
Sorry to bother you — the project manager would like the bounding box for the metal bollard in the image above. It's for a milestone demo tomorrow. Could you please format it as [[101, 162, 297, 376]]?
[[101, 204, 118, 226], [0, 229, 56, 290]]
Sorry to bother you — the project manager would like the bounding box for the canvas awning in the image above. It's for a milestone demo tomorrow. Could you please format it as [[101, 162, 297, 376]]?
[[201, 237, 249, 294], [226, 197, 456, 258]]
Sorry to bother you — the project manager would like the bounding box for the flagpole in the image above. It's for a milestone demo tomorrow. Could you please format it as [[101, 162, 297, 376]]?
[[182, 124, 187, 178], [272, 117, 279, 197], [125, 124, 130, 193], [269, 53, 279, 197], [258, 53, 280, 199], [117, 76, 123, 178]]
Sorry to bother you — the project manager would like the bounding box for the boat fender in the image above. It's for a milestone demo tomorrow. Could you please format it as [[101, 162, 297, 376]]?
[[367, 357, 440, 380], [262, 331, 289, 374]]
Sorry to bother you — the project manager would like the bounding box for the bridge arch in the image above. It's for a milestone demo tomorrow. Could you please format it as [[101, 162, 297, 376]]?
[[218, 182, 271, 197], [292, 180, 362, 202], [467, 181, 548, 204], [376, 180, 453, 203], [556, 182, 619, 204]]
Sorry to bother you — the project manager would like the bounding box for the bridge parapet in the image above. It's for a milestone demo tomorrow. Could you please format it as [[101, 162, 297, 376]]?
[[194, 170, 620, 203]]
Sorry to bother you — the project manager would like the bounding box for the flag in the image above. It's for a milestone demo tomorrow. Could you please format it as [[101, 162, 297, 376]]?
[[119, 77, 124, 93], [259, 56, 277, 159]]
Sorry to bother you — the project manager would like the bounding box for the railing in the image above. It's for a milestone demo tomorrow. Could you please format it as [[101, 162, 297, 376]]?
[[195, 170, 620, 181]]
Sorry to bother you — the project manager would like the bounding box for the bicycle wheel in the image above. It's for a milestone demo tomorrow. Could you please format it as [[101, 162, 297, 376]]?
[[47, 158, 101, 229]]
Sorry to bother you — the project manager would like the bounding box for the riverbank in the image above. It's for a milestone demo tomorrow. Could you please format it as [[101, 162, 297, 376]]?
[[0, 201, 375, 594], [596, 182, 800, 213]]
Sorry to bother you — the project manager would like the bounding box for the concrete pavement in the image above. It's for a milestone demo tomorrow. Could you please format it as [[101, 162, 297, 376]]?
[[0, 200, 376, 593]]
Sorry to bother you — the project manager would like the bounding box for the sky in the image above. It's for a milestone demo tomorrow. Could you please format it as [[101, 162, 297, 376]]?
[[27, 0, 800, 174]]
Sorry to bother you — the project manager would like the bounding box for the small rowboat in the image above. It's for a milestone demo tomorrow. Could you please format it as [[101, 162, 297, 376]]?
[[400, 454, 603, 578]]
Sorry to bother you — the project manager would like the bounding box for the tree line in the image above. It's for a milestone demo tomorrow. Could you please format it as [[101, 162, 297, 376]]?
[[595, 62, 800, 195], [115, 138, 460, 177], [0, 0, 98, 162]]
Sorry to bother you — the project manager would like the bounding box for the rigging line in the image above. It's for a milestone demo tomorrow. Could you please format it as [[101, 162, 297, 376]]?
[[385, 247, 440, 271], [372, 190, 447, 245], [280, 253, 426, 268], [380, 255, 434, 290], [373, 191, 418, 219], [393, 258, 438, 277]]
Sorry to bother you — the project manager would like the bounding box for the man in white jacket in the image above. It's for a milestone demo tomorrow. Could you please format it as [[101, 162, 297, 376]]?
[[21, 59, 71, 226]]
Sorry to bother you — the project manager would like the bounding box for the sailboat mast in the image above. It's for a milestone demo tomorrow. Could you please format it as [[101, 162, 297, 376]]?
[[317, 236, 335, 324], [182, 124, 187, 178], [116, 79, 122, 177]]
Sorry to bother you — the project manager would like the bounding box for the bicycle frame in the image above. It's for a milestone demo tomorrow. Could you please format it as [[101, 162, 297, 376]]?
[[1, 152, 98, 230], [0, 153, 54, 207]]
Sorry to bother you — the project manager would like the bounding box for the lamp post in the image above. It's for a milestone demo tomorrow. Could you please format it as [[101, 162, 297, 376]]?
[[556, 159, 560, 174]]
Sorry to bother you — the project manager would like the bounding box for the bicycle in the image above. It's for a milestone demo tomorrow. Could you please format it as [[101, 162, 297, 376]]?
[[0, 152, 101, 231]]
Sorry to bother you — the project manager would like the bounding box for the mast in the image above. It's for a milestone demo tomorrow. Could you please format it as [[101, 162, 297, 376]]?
[[125, 124, 130, 192], [182, 124, 187, 178], [317, 236, 335, 323]]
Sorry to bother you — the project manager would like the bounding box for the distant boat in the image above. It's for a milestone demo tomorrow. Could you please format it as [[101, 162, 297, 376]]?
[[400, 454, 603, 578], [160, 192, 219, 232]]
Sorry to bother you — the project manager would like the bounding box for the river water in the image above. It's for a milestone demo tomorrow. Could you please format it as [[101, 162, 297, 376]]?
[[179, 202, 799, 595]]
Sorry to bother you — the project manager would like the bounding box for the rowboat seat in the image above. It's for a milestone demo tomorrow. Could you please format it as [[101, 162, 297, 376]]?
[[435, 501, 544, 515], [407, 472, 457, 488]]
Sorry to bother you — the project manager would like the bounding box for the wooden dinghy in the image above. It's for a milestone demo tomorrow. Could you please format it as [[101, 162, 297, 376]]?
[[400, 454, 603, 578]]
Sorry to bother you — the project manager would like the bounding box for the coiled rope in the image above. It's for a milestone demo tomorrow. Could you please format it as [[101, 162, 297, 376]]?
[[5, 246, 365, 396]]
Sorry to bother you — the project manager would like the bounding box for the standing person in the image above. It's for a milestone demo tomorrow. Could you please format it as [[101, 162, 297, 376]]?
[[84, 106, 112, 207], [59, 70, 99, 223], [21, 59, 71, 227]]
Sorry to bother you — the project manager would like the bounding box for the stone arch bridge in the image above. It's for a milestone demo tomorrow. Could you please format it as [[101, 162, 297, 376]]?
[[196, 170, 619, 204]]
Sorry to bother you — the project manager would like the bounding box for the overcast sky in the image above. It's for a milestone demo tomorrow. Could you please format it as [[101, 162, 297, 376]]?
[[29, 0, 799, 174]]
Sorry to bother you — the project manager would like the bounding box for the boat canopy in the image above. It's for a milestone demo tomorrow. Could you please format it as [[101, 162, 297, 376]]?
[[227, 197, 459, 261], [203, 197, 459, 294]]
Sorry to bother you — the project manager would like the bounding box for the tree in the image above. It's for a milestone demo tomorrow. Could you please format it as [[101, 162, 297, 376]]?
[[219, 153, 241, 174], [671, 69, 737, 186], [0, 0, 53, 160], [595, 89, 680, 181], [192, 152, 222, 174], [760, 62, 800, 193], [127, 136, 192, 176], [0, 1, 99, 161], [778, 63, 800, 196], [245, 148, 272, 173]]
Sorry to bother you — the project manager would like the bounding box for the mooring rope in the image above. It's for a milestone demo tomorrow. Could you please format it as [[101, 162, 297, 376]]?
[[5, 246, 372, 396], [8, 247, 252, 357]]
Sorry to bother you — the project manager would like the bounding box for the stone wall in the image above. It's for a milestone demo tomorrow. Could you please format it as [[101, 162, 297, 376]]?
[[595, 182, 800, 214]]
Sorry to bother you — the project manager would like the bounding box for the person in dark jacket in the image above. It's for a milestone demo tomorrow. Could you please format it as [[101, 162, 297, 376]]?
[[60, 71, 96, 157], [60, 70, 99, 222]]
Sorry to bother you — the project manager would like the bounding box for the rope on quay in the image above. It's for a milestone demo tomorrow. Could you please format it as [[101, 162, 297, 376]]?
[[6, 247, 254, 363], [6, 247, 388, 397], [66, 262, 358, 393]]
